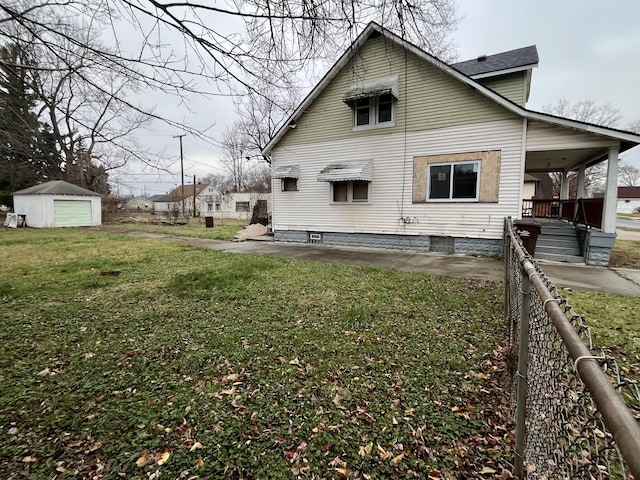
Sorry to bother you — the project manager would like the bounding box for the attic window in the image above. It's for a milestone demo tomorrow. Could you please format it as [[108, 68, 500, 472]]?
[[343, 76, 398, 130]]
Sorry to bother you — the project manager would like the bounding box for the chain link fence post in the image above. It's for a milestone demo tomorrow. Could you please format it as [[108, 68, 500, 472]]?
[[514, 266, 531, 479]]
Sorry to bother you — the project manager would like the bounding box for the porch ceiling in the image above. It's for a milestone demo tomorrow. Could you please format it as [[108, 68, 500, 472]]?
[[525, 147, 610, 173]]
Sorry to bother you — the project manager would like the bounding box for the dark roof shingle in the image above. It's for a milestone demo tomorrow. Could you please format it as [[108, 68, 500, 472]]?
[[452, 45, 538, 77]]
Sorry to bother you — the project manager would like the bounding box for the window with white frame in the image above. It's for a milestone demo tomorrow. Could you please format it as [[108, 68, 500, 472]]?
[[331, 181, 371, 203], [353, 93, 394, 128], [427, 161, 480, 201]]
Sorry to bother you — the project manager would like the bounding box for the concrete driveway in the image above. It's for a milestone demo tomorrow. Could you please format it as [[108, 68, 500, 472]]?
[[122, 230, 640, 297]]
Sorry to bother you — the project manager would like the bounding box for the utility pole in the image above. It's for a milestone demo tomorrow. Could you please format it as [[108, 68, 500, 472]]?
[[173, 134, 186, 216], [193, 175, 196, 217]]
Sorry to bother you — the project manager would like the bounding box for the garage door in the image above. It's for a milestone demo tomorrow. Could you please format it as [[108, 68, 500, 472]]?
[[54, 200, 92, 227]]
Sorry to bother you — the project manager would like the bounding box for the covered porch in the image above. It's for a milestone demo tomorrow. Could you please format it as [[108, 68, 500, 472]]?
[[521, 118, 639, 266]]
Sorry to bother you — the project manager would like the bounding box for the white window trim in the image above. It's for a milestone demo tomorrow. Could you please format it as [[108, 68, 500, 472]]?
[[330, 181, 372, 204], [427, 160, 481, 202], [352, 96, 395, 131]]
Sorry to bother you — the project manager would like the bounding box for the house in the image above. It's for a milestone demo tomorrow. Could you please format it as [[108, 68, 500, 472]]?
[[12, 180, 102, 228], [206, 192, 271, 221], [148, 194, 181, 213], [125, 197, 154, 210], [523, 174, 541, 200], [167, 183, 211, 216], [262, 22, 640, 265], [617, 186, 640, 214]]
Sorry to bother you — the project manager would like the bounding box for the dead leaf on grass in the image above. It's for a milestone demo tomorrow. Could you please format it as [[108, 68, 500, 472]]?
[[390, 452, 405, 464], [156, 451, 170, 465], [88, 441, 102, 452], [21, 456, 37, 463], [480, 466, 497, 474], [136, 451, 150, 467], [189, 441, 203, 452], [194, 458, 204, 469]]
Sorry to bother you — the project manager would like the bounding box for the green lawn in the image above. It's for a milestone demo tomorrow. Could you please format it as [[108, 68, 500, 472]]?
[[0, 229, 513, 479], [563, 290, 640, 378], [102, 217, 246, 241]]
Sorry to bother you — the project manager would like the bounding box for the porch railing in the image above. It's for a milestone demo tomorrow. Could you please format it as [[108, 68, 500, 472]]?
[[521, 198, 604, 230]]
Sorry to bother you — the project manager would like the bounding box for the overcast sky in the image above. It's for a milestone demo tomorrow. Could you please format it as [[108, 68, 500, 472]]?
[[117, 1, 640, 196]]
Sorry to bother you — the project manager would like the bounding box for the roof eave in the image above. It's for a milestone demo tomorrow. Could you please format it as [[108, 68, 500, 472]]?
[[468, 63, 539, 80]]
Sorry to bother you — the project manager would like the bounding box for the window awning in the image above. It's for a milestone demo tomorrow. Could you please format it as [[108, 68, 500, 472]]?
[[342, 76, 399, 103], [272, 165, 299, 179], [317, 161, 373, 182]]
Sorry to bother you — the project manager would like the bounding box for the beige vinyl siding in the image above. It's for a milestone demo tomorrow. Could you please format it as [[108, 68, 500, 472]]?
[[278, 35, 518, 148], [478, 72, 526, 106], [272, 118, 524, 240], [526, 120, 619, 150]]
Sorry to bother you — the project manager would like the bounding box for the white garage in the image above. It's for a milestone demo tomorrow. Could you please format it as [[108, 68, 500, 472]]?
[[12, 180, 102, 228]]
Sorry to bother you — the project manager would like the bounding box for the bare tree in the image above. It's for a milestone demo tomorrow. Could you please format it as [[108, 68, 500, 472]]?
[[619, 162, 640, 187], [542, 99, 640, 196], [543, 99, 623, 127], [232, 76, 301, 164], [627, 119, 640, 134], [219, 123, 250, 192], [1, 0, 461, 154]]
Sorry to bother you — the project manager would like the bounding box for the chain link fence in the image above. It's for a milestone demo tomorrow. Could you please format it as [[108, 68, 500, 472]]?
[[504, 217, 640, 479]]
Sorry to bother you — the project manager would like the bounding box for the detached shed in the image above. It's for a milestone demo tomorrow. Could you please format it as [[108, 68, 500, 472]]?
[[13, 180, 102, 228]]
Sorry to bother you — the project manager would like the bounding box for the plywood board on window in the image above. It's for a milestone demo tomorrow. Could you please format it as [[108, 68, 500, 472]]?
[[412, 150, 501, 203]]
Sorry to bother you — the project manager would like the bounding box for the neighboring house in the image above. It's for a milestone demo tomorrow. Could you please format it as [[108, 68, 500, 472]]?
[[167, 183, 211, 216], [262, 22, 640, 265], [149, 194, 181, 213], [523, 174, 541, 200], [617, 186, 640, 214], [12, 180, 102, 228], [197, 184, 222, 215], [125, 197, 154, 210], [208, 192, 271, 221]]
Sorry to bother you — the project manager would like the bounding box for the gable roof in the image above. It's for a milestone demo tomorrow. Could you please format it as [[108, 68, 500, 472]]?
[[149, 194, 181, 203], [451, 45, 538, 78], [13, 180, 101, 196], [262, 22, 640, 156], [169, 183, 210, 198], [524, 174, 541, 182], [618, 186, 640, 199]]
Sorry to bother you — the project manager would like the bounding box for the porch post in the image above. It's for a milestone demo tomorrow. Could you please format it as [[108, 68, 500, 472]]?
[[560, 171, 570, 200], [576, 166, 586, 199], [601, 146, 619, 234]]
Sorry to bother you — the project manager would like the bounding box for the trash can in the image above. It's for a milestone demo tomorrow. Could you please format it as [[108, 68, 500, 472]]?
[[514, 220, 541, 255], [205, 216, 214, 228]]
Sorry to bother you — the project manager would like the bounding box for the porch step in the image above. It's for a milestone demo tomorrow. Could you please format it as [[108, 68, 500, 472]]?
[[532, 220, 584, 263], [535, 252, 586, 263], [540, 226, 578, 236], [536, 244, 582, 256], [537, 237, 581, 248]]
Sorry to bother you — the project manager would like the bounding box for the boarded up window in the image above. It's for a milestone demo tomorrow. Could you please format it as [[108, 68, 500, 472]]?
[[413, 150, 501, 203]]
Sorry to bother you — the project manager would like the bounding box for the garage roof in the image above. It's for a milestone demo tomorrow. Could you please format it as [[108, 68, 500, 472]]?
[[13, 180, 101, 196]]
